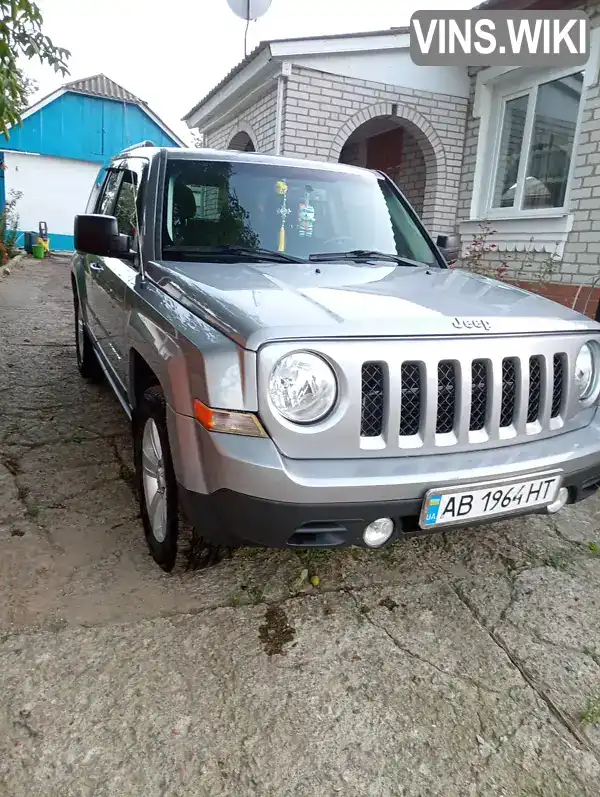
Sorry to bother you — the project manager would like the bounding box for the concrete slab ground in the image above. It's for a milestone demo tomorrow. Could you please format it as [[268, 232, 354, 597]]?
[[1, 257, 600, 796]]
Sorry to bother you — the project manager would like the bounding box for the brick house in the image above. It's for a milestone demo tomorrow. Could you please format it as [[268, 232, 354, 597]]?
[[182, 28, 471, 243], [183, 0, 600, 316]]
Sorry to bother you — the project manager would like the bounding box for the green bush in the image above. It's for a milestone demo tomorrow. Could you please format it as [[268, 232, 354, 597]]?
[[0, 189, 23, 259]]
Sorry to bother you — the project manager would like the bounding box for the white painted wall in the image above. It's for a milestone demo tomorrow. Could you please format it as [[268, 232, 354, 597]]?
[[290, 50, 471, 99], [2, 151, 100, 238]]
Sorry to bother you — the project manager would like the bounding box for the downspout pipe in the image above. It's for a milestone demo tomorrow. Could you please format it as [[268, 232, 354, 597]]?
[[275, 62, 291, 156]]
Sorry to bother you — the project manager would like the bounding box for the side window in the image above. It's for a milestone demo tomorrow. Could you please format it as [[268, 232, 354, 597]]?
[[96, 169, 122, 215]]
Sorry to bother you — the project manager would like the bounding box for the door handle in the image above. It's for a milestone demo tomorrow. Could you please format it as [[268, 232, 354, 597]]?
[[89, 262, 104, 272]]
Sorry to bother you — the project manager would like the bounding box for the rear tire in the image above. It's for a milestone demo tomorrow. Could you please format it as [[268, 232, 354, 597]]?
[[74, 292, 102, 382]]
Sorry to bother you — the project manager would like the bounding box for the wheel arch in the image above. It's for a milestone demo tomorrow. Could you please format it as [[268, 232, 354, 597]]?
[[129, 347, 162, 413]]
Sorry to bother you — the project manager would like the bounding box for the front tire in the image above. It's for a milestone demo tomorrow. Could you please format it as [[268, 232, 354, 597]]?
[[133, 385, 234, 572], [134, 386, 181, 572], [74, 293, 102, 382]]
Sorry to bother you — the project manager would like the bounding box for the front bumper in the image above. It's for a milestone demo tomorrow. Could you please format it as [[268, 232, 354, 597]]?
[[168, 407, 600, 548], [179, 463, 600, 549]]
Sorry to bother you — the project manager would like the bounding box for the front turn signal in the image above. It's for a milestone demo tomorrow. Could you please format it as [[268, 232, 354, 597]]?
[[193, 399, 268, 438]]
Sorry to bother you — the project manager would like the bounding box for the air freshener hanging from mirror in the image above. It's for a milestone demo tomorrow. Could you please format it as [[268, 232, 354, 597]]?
[[298, 187, 315, 238], [275, 179, 291, 252]]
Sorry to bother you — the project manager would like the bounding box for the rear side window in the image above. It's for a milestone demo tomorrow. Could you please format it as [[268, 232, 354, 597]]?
[[96, 170, 121, 215], [114, 174, 138, 237], [111, 159, 149, 253]]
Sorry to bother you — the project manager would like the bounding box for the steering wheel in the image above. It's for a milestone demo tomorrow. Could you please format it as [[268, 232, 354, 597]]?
[[322, 236, 353, 247]]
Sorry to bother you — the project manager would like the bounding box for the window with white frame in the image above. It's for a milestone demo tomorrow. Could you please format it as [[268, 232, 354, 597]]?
[[487, 69, 584, 215]]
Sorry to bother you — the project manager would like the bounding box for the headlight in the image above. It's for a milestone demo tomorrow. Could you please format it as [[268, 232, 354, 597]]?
[[269, 352, 337, 423], [575, 343, 595, 400]]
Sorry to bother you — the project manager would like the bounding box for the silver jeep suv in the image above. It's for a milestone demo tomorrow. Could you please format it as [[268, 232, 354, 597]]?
[[71, 143, 600, 571]]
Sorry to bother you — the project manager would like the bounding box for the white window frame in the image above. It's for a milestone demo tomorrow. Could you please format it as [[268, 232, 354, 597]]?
[[469, 26, 600, 226], [482, 65, 585, 220]]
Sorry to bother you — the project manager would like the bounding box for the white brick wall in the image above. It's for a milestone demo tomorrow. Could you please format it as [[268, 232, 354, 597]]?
[[198, 65, 468, 238], [204, 86, 278, 154], [281, 65, 468, 238]]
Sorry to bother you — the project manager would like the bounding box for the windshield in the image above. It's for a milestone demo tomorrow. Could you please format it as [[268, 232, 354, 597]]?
[[160, 158, 441, 266]]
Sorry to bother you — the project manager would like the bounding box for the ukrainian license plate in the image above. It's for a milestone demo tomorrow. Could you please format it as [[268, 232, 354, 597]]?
[[419, 471, 563, 529]]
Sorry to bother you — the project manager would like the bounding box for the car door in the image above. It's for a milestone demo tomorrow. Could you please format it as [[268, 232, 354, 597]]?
[[90, 157, 149, 388], [84, 164, 124, 357]]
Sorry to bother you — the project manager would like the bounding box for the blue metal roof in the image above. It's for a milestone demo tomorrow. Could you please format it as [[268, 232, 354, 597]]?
[[1, 74, 185, 161]]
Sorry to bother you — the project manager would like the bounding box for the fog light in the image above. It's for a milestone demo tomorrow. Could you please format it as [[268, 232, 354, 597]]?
[[546, 487, 568, 515], [363, 517, 394, 547]]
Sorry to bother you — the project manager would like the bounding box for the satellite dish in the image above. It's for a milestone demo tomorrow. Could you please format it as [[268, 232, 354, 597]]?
[[226, 0, 272, 21], [227, 0, 272, 57]]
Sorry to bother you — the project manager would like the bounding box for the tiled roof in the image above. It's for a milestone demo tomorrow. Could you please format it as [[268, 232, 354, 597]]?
[[63, 74, 146, 105], [182, 27, 411, 123]]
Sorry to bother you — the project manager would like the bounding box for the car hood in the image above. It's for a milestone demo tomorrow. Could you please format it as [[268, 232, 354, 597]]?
[[149, 259, 600, 351]]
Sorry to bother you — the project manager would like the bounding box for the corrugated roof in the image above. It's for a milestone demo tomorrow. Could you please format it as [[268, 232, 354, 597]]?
[[182, 42, 270, 122], [269, 26, 410, 44], [63, 74, 146, 105], [182, 26, 411, 123]]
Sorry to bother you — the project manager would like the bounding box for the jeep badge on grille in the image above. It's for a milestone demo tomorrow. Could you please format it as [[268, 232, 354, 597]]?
[[452, 318, 491, 331]]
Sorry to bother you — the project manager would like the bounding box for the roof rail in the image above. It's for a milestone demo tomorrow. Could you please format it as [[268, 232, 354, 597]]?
[[118, 140, 155, 155]]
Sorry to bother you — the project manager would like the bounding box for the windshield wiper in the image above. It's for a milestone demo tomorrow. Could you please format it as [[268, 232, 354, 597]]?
[[163, 245, 305, 263], [308, 249, 426, 267]]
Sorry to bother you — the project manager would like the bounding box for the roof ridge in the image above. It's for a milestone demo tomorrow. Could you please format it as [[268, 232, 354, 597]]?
[[63, 73, 146, 105]]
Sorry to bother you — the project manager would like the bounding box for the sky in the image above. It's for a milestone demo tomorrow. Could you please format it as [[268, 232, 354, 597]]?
[[22, 0, 478, 145]]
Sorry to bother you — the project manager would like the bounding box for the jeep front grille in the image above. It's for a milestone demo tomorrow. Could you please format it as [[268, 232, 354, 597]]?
[[259, 335, 594, 461], [359, 348, 568, 448]]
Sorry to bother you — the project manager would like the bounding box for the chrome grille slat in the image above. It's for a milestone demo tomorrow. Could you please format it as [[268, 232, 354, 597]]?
[[456, 360, 472, 444], [422, 361, 438, 446], [513, 357, 530, 435], [487, 357, 504, 439], [538, 354, 553, 429]]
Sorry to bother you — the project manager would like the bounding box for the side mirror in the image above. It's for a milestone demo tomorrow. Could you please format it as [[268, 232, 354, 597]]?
[[74, 214, 133, 258], [436, 233, 461, 266]]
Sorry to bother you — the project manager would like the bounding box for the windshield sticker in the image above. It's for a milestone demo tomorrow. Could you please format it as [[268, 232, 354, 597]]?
[[298, 188, 315, 238], [275, 179, 291, 252]]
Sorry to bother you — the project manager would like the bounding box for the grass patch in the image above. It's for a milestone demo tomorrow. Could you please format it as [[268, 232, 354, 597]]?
[[542, 552, 572, 571], [583, 646, 600, 666], [580, 695, 600, 726]]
